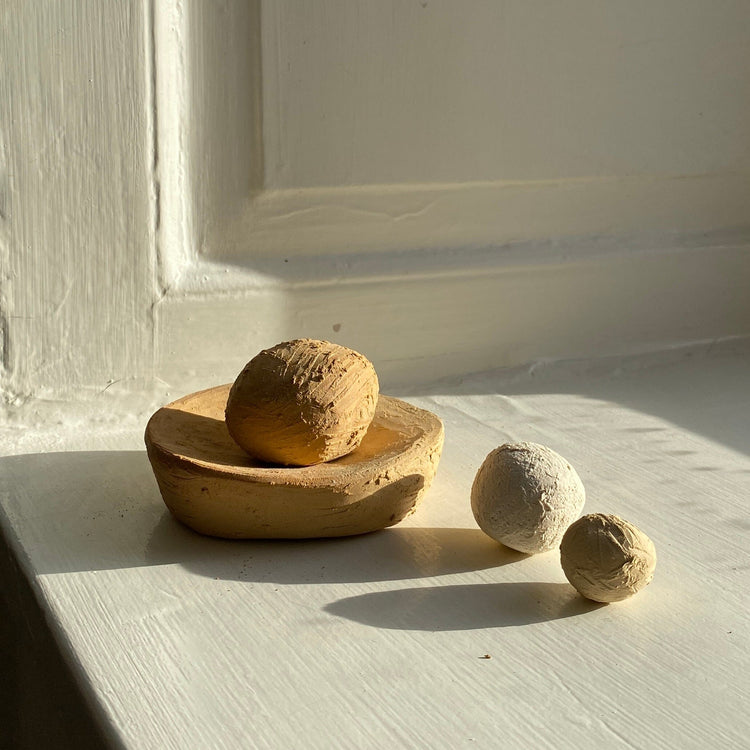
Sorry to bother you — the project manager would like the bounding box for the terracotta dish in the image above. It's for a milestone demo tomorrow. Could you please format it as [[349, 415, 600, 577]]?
[[145, 384, 444, 539]]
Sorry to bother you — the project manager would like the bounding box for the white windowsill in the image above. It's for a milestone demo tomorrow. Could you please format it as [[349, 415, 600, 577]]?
[[1, 339, 749, 748]]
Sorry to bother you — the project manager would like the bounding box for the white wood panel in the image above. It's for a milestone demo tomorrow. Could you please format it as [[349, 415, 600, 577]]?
[[211, 173, 750, 259], [262, 0, 750, 188], [2, 342, 749, 748], [156, 234, 750, 390], [178, 0, 750, 263], [157, 0, 750, 393], [0, 0, 156, 401], [2, 0, 750, 403]]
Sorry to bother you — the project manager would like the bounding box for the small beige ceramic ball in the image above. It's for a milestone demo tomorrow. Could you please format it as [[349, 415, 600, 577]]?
[[225, 339, 379, 466], [560, 513, 656, 603], [471, 442, 585, 554]]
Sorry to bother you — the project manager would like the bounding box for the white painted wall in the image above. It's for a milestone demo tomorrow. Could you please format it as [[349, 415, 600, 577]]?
[[2, 0, 750, 403]]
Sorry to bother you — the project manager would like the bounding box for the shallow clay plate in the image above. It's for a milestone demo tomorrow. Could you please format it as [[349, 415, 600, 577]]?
[[145, 385, 444, 539]]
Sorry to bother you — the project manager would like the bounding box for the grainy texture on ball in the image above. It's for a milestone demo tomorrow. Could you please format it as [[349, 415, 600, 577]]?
[[560, 513, 656, 603], [471, 442, 585, 554], [225, 339, 379, 466]]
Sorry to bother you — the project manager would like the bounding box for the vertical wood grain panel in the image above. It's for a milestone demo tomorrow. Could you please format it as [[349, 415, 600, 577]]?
[[187, 0, 262, 258], [0, 1, 155, 400]]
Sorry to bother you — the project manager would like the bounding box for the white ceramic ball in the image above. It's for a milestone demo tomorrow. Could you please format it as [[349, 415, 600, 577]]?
[[471, 442, 585, 554]]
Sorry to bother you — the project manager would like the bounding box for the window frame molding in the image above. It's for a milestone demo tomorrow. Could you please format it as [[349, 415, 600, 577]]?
[[151, 0, 750, 390]]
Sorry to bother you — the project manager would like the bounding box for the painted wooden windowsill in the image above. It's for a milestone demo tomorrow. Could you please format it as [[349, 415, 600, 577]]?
[[1, 340, 749, 748]]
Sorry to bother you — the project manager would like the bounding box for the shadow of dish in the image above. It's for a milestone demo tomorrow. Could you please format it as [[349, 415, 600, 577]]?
[[324, 581, 604, 631], [145, 512, 527, 584], [0, 450, 165, 575], [0, 450, 524, 582]]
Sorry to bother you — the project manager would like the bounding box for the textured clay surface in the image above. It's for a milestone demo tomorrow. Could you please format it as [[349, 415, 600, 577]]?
[[225, 339, 379, 466], [145, 384, 444, 539], [471, 442, 585, 554], [560, 513, 656, 603]]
